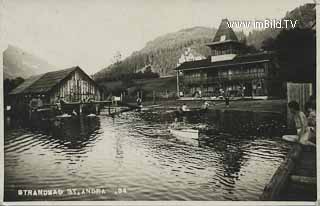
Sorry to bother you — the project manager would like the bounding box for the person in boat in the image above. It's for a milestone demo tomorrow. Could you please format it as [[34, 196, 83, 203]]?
[[181, 103, 189, 112], [60, 98, 68, 105], [286, 101, 315, 147], [171, 117, 187, 129], [55, 96, 62, 113], [72, 109, 78, 116], [28, 97, 40, 121], [171, 117, 180, 129], [202, 101, 210, 110]]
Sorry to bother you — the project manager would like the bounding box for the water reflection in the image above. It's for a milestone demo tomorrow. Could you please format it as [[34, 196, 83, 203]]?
[[5, 116, 101, 154], [5, 110, 290, 201]]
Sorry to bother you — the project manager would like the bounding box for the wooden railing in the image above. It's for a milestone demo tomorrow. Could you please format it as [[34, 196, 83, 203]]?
[[182, 73, 266, 84]]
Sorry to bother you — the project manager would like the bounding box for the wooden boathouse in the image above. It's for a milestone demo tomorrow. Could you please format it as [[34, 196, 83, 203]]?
[[175, 19, 284, 98], [9, 66, 102, 116]]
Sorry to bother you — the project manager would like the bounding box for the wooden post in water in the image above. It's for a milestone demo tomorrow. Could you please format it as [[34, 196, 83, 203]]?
[[95, 104, 99, 115], [176, 70, 180, 98], [79, 103, 83, 114], [153, 90, 155, 104], [29, 108, 32, 121], [141, 90, 143, 102]]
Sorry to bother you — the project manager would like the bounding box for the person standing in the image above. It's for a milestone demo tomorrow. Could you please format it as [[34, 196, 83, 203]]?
[[305, 101, 316, 143], [225, 94, 230, 107], [136, 96, 142, 107]]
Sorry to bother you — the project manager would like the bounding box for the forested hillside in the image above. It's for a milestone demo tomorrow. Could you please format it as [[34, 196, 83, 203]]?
[[93, 3, 315, 81]]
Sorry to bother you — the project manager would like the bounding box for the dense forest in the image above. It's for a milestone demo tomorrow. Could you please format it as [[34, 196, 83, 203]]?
[[94, 27, 218, 81], [93, 3, 315, 82]]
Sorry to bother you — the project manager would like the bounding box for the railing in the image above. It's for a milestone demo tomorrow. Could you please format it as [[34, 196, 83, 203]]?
[[182, 73, 266, 84]]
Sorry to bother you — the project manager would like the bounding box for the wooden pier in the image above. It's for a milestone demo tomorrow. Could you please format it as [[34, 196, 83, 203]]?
[[260, 143, 317, 201]]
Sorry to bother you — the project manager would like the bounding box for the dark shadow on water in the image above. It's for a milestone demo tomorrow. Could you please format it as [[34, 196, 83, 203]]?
[[139, 109, 287, 137], [5, 115, 101, 150]]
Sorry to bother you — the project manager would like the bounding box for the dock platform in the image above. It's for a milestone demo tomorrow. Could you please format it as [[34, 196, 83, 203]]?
[[278, 145, 317, 201], [260, 143, 317, 201]]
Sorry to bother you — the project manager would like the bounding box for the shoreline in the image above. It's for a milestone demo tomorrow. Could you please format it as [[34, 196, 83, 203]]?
[[137, 99, 287, 115]]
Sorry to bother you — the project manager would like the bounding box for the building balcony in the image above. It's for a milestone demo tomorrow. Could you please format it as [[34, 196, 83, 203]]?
[[182, 73, 266, 85]]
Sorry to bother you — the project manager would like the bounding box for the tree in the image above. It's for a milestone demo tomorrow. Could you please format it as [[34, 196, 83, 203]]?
[[111, 51, 122, 65], [273, 28, 315, 84], [4, 77, 24, 95], [261, 37, 276, 51], [4, 77, 25, 105]]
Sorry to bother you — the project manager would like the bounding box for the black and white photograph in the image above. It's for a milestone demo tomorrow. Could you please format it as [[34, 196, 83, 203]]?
[[1, 0, 318, 204]]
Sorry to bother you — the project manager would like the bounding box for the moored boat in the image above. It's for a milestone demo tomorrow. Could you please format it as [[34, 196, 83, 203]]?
[[169, 128, 199, 145]]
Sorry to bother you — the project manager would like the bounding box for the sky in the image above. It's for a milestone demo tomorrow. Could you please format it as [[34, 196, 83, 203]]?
[[1, 0, 313, 75]]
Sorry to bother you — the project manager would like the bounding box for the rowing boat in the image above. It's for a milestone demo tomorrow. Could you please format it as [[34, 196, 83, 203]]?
[[169, 128, 199, 145]]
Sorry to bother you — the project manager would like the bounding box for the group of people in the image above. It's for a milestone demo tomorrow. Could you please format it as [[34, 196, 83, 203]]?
[[286, 99, 316, 146], [176, 98, 317, 147]]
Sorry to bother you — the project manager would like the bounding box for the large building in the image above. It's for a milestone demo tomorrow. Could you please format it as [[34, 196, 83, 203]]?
[[9, 66, 101, 110], [175, 19, 283, 98], [177, 47, 206, 67]]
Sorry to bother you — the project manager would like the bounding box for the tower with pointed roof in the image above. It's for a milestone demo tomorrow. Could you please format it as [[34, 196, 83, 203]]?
[[206, 19, 244, 57]]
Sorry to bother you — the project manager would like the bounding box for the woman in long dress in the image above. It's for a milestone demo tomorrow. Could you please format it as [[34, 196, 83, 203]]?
[[285, 101, 316, 146]]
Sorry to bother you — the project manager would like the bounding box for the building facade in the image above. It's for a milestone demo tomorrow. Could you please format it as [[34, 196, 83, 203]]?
[[177, 47, 206, 67], [9, 66, 101, 111], [175, 19, 283, 98]]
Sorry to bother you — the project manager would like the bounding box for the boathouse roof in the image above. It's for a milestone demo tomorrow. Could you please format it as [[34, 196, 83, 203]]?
[[10, 66, 97, 95], [175, 51, 276, 71]]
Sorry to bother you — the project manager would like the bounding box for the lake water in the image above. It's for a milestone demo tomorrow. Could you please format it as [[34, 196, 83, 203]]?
[[4, 110, 290, 201]]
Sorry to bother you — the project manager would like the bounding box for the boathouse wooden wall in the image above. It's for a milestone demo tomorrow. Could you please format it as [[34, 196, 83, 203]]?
[[49, 69, 101, 104]]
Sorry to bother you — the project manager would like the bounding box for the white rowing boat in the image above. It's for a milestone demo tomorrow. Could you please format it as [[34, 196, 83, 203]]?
[[282, 135, 299, 142], [169, 128, 199, 145]]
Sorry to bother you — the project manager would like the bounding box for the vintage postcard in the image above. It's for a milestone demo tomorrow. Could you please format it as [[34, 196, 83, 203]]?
[[0, 0, 318, 205]]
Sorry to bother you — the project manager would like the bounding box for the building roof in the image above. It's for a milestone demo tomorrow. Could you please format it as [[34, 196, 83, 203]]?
[[9, 73, 45, 95], [10, 66, 97, 95], [175, 51, 275, 71], [212, 19, 239, 43]]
